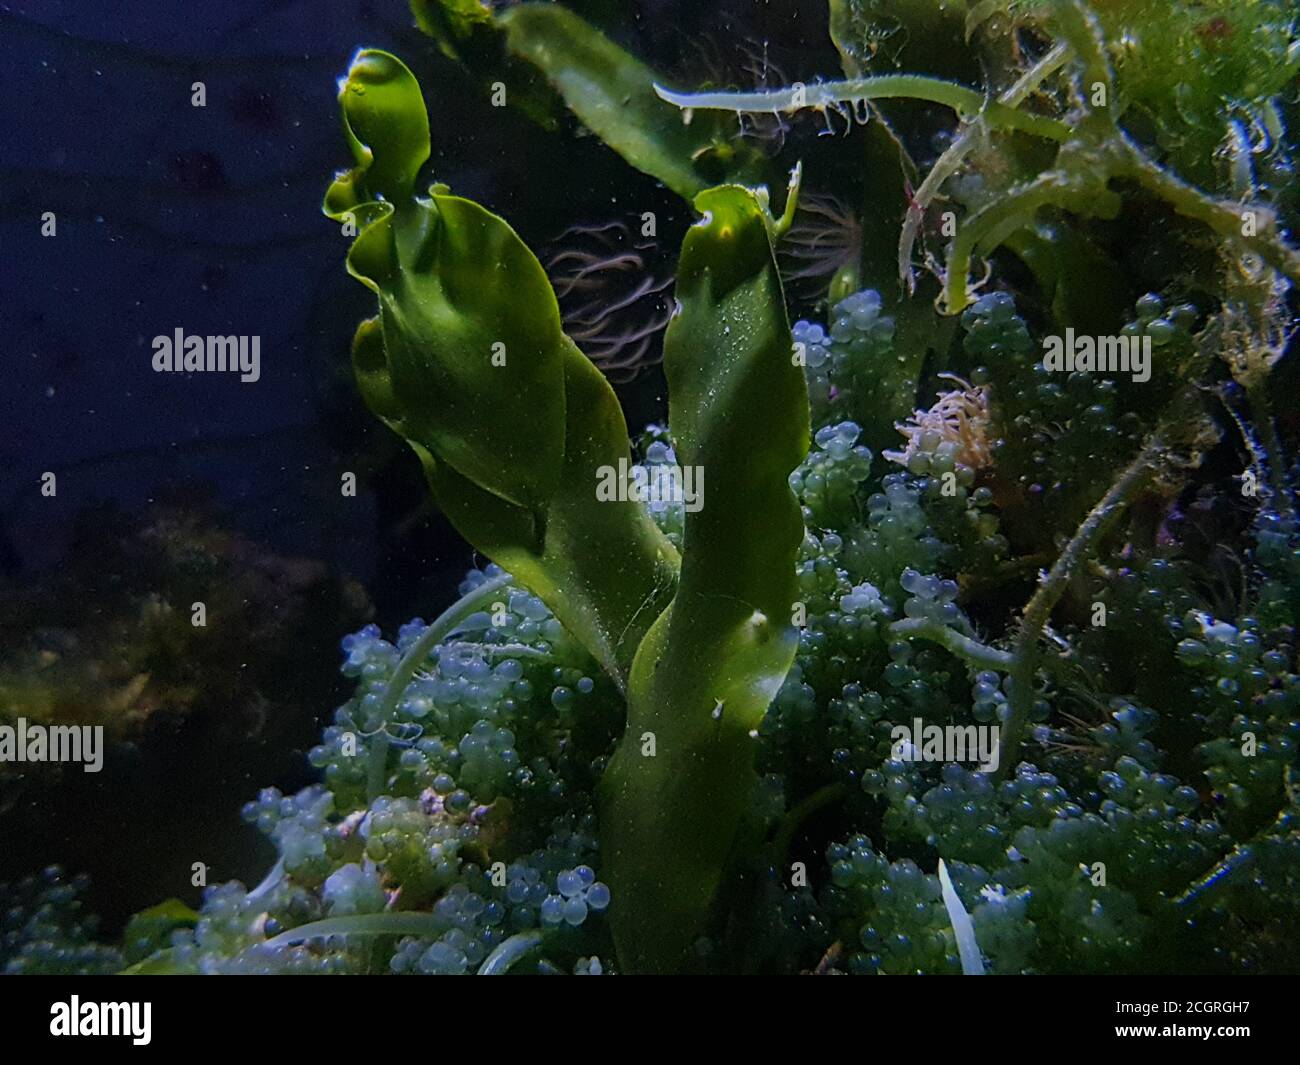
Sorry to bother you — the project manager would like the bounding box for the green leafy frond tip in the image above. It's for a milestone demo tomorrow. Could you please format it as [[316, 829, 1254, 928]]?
[[601, 176, 809, 972], [327, 49, 431, 210], [411, 0, 495, 61], [726, 161, 804, 244], [322, 48, 569, 515]]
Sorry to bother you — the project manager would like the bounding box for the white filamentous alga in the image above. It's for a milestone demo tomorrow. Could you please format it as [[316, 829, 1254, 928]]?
[[938, 859, 986, 976]]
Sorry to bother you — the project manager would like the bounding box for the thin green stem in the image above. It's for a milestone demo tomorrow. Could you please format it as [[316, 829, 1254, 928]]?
[[1177, 769, 1300, 911], [890, 618, 1015, 670], [773, 783, 848, 870], [999, 434, 1164, 773], [1173, 846, 1257, 912], [1049, 0, 1113, 109], [246, 858, 285, 907], [263, 912, 445, 949], [942, 161, 1123, 311], [367, 571, 515, 801], [900, 41, 1071, 289], [477, 930, 546, 974], [654, 75, 1071, 142], [365, 732, 391, 805], [771, 160, 803, 241], [1115, 135, 1300, 285], [439, 640, 552, 659], [1248, 391, 1295, 524]]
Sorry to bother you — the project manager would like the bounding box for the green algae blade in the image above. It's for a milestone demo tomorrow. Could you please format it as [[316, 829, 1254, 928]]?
[[119, 948, 195, 975], [409, 0, 564, 129], [410, 0, 769, 198], [601, 184, 810, 973], [420, 347, 681, 684], [495, 2, 766, 199], [326, 49, 563, 513], [121, 898, 199, 966], [409, 0, 495, 62], [327, 50, 678, 682]]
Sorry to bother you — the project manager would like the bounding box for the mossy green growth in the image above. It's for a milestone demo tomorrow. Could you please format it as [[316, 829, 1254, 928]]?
[[1065, 0, 1300, 187]]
